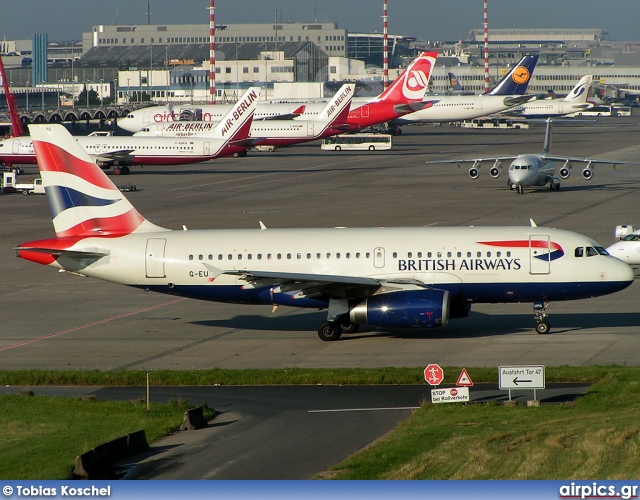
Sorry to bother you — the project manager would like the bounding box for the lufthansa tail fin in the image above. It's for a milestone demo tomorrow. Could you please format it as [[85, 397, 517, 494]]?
[[28, 124, 166, 239], [373, 51, 438, 104], [448, 72, 464, 92], [487, 54, 539, 96]]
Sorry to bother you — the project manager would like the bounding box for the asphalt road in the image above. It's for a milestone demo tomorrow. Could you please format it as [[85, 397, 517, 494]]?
[[0, 383, 589, 479], [2, 117, 640, 369]]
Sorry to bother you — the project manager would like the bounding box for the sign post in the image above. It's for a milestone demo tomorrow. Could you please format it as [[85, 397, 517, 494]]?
[[499, 365, 545, 403]]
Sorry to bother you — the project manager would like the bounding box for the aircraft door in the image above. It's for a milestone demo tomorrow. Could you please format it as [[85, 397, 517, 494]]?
[[475, 96, 483, 110], [557, 102, 564, 114], [374, 247, 385, 268], [307, 123, 315, 136], [143, 110, 151, 124], [204, 141, 210, 156], [529, 234, 551, 275], [145, 238, 167, 278], [13, 139, 20, 154], [361, 105, 370, 118]]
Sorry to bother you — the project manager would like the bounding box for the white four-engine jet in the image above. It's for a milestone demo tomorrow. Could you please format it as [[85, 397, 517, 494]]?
[[17, 124, 634, 339], [426, 118, 639, 194]]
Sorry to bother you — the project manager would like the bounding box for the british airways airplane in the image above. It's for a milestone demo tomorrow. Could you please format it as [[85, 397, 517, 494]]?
[[17, 124, 634, 340], [0, 87, 261, 174], [132, 84, 356, 149]]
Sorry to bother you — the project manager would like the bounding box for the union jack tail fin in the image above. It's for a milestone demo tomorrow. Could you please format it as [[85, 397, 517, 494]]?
[[374, 51, 438, 104], [28, 124, 166, 239]]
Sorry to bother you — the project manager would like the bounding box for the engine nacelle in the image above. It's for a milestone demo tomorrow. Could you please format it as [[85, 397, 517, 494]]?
[[349, 289, 449, 329], [469, 167, 479, 179], [489, 166, 501, 178], [559, 167, 571, 179], [582, 168, 594, 180]]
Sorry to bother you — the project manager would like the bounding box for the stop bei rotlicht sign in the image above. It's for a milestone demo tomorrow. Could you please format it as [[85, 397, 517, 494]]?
[[424, 364, 444, 386], [431, 387, 470, 404]]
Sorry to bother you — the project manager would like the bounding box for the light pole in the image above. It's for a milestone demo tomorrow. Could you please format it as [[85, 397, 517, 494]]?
[[25, 80, 29, 113], [126, 78, 130, 103], [99, 79, 104, 107], [86, 82, 89, 108]]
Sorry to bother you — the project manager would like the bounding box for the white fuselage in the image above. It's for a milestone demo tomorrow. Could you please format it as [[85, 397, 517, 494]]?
[[42, 226, 633, 307], [508, 154, 557, 188], [507, 99, 592, 118], [133, 119, 337, 144], [607, 232, 640, 265], [0, 135, 237, 166], [118, 102, 332, 133], [392, 95, 517, 124]]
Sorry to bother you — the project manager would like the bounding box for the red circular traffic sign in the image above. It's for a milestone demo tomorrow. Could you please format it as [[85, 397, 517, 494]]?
[[424, 364, 444, 386]]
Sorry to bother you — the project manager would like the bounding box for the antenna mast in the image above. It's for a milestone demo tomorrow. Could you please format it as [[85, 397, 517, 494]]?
[[383, 0, 389, 89], [483, 0, 490, 92], [209, 0, 216, 104]]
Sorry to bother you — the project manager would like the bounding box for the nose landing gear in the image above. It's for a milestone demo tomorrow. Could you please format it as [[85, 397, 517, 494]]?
[[533, 301, 551, 334]]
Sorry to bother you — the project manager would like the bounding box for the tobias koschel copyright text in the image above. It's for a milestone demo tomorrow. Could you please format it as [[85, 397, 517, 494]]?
[[3, 485, 111, 497]]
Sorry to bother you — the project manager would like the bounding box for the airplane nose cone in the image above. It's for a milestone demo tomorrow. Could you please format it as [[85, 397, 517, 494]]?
[[608, 256, 636, 291], [509, 167, 533, 187], [606, 242, 640, 265]]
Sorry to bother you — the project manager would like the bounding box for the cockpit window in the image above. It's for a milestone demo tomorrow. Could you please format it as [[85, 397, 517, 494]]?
[[622, 234, 640, 241], [586, 247, 599, 257], [528, 165, 534, 170], [595, 246, 609, 256], [575, 247, 584, 257]]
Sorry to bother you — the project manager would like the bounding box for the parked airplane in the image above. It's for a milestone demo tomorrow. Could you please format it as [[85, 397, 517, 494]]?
[[132, 84, 355, 149], [446, 72, 473, 95], [0, 87, 261, 174], [425, 118, 638, 194], [390, 54, 539, 126], [502, 75, 594, 118], [17, 124, 634, 339], [606, 225, 640, 265], [118, 52, 439, 134]]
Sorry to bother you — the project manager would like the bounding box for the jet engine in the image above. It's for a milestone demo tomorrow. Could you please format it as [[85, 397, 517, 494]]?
[[582, 168, 594, 180], [559, 167, 571, 179], [469, 167, 479, 179], [349, 289, 449, 329], [489, 160, 502, 178]]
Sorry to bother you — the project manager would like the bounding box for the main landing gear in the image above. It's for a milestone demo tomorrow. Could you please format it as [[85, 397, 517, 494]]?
[[317, 317, 360, 341], [533, 301, 551, 334]]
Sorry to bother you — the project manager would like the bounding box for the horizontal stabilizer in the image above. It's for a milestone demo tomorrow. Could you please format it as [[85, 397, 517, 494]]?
[[503, 95, 535, 107]]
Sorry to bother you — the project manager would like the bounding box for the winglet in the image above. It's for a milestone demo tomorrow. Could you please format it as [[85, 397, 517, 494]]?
[[530, 219, 538, 227]]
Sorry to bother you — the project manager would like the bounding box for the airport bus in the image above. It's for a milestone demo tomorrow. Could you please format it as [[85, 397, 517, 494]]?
[[321, 133, 393, 151], [572, 105, 614, 117]]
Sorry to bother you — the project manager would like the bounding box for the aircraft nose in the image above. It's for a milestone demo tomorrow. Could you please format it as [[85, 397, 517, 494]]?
[[509, 167, 533, 186], [606, 242, 640, 265], [608, 257, 636, 288]]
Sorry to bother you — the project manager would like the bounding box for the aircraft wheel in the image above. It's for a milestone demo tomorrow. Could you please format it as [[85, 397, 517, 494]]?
[[535, 321, 551, 335], [318, 322, 342, 341], [121, 166, 130, 175], [113, 167, 121, 175], [335, 145, 341, 151], [517, 185, 523, 194], [339, 319, 360, 334]]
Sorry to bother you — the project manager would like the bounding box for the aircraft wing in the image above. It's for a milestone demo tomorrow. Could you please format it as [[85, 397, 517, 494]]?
[[542, 155, 640, 166], [425, 156, 518, 165], [256, 105, 307, 121], [89, 150, 136, 163]]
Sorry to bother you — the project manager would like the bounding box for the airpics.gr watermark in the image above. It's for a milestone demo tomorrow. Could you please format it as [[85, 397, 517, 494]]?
[[3, 485, 111, 497]]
